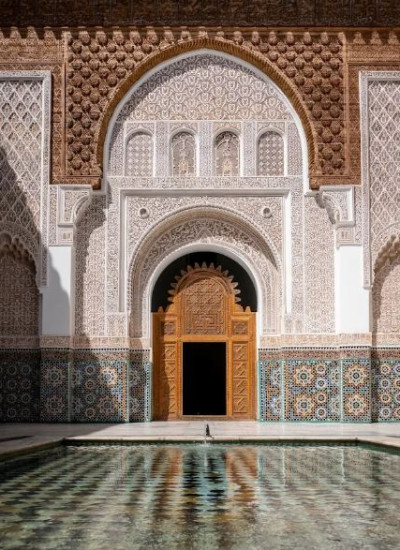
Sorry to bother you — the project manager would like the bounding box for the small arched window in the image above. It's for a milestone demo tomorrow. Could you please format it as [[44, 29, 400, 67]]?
[[125, 131, 153, 177], [257, 131, 284, 176], [214, 132, 239, 176], [171, 132, 196, 176]]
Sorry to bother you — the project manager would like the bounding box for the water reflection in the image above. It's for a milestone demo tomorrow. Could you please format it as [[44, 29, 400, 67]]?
[[0, 444, 399, 549]]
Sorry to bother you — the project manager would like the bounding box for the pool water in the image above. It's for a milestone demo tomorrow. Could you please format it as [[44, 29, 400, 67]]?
[[1, 444, 400, 549]]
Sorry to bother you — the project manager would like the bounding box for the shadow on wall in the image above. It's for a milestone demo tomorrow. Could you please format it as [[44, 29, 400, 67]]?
[[370, 253, 400, 422], [70, 192, 149, 423], [0, 140, 127, 425], [0, 144, 42, 421], [42, 193, 132, 424]]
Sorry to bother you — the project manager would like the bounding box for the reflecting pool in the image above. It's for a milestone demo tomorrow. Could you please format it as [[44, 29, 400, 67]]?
[[1, 444, 400, 549]]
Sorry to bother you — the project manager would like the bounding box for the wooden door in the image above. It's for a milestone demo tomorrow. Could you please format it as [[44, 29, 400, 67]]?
[[153, 264, 256, 420]]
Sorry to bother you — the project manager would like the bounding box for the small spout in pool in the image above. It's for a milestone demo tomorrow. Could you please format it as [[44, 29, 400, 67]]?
[[204, 423, 213, 444]]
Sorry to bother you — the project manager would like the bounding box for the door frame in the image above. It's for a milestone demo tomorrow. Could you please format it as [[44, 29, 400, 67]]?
[[152, 265, 256, 420]]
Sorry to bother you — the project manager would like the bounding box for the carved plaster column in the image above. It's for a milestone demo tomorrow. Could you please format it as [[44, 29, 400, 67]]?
[[313, 186, 370, 334]]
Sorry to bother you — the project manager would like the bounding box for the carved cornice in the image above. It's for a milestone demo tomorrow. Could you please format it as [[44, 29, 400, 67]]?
[[1, 27, 400, 189], [2, 1, 400, 27]]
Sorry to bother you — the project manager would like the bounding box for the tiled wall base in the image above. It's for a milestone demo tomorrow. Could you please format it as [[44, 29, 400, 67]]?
[[259, 349, 372, 422], [2, 347, 400, 423], [372, 350, 400, 421], [129, 350, 151, 422], [40, 349, 151, 423], [0, 349, 40, 421]]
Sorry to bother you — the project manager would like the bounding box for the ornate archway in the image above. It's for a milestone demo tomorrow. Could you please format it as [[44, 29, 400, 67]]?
[[128, 206, 281, 343], [152, 264, 256, 420]]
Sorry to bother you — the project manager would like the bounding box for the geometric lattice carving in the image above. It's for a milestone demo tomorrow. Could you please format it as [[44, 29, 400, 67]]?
[[215, 132, 240, 176], [125, 131, 153, 177], [171, 132, 196, 176], [232, 342, 249, 415], [0, 234, 38, 336], [257, 131, 284, 176], [183, 277, 226, 334], [0, 72, 50, 288], [369, 81, 400, 238], [168, 263, 241, 336]]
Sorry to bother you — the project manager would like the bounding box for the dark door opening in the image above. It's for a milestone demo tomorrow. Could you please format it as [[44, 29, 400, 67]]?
[[183, 342, 226, 415]]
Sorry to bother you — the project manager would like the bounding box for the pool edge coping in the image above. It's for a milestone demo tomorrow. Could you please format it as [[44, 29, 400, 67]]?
[[1, 435, 400, 462]]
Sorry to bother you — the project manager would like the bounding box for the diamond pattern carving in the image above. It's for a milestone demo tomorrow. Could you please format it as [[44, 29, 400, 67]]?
[[369, 81, 400, 247], [0, 80, 43, 238], [125, 131, 153, 177], [257, 131, 284, 176]]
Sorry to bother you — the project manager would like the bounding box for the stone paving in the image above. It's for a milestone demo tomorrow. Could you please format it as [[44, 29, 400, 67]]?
[[2, 422, 400, 459]]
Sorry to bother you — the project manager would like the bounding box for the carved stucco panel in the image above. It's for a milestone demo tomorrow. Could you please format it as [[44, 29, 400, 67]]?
[[126, 197, 283, 266], [360, 72, 400, 287], [304, 195, 335, 333], [128, 213, 281, 340], [0, 235, 39, 340], [116, 54, 291, 123], [0, 72, 51, 286], [373, 254, 400, 333], [64, 31, 344, 187], [106, 53, 304, 182], [289, 190, 305, 333], [75, 195, 107, 336]]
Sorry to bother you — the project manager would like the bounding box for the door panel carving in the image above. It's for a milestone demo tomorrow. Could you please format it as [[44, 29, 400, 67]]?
[[153, 264, 255, 420]]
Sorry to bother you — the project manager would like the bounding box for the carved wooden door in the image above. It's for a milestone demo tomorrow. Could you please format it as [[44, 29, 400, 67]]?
[[153, 264, 256, 420]]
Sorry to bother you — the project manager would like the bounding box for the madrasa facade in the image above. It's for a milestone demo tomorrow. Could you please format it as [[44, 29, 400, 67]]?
[[1, 1, 400, 424]]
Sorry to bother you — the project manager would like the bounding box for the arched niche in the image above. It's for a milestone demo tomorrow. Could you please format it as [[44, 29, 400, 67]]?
[[104, 48, 308, 185], [127, 206, 281, 345]]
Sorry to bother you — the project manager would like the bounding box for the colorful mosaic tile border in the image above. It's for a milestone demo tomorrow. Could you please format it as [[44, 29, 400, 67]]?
[[259, 360, 282, 421], [129, 350, 152, 422], [259, 353, 373, 422], [286, 359, 341, 421], [40, 349, 71, 422], [342, 359, 371, 422], [2, 347, 400, 423], [372, 359, 400, 421], [38, 348, 151, 423], [72, 351, 128, 422]]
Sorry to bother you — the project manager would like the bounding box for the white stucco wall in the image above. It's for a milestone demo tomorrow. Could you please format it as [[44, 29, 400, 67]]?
[[335, 245, 370, 333]]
